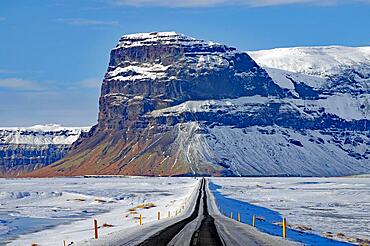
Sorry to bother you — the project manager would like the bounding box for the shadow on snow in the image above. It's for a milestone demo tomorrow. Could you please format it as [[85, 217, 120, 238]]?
[[209, 182, 353, 246]]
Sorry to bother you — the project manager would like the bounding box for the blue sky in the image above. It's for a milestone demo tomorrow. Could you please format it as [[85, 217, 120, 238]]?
[[0, 0, 369, 126]]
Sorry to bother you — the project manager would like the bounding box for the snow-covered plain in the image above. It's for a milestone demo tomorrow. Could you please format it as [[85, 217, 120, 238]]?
[[210, 177, 370, 244], [0, 177, 198, 245]]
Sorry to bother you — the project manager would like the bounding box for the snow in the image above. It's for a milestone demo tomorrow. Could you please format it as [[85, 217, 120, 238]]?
[[1, 124, 85, 132], [205, 125, 369, 176], [121, 31, 180, 40], [249, 46, 370, 96], [106, 63, 170, 82], [249, 46, 370, 77], [210, 177, 370, 244], [150, 94, 368, 120], [0, 177, 198, 245], [0, 124, 90, 145], [171, 122, 218, 174], [263, 67, 327, 90], [304, 93, 369, 120], [195, 54, 230, 69], [115, 31, 222, 50]]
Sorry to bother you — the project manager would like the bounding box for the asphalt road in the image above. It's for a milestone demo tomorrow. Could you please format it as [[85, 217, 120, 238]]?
[[189, 179, 223, 246], [138, 179, 206, 246], [138, 178, 223, 246], [135, 178, 298, 246]]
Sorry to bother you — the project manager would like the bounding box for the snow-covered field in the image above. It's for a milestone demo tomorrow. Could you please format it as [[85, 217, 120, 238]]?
[[210, 177, 370, 244], [0, 177, 198, 245]]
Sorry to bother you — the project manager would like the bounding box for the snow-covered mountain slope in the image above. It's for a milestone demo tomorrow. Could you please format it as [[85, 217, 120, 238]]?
[[249, 46, 370, 77], [149, 96, 369, 176], [206, 125, 368, 176], [249, 46, 370, 95], [0, 125, 90, 177]]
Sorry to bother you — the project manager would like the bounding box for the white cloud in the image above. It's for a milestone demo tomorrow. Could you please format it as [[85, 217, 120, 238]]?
[[0, 77, 102, 91], [112, 0, 225, 7], [110, 0, 370, 7], [56, 18, 119, 27], [0, 78, 44, 90], [79, 78, 101, 88]]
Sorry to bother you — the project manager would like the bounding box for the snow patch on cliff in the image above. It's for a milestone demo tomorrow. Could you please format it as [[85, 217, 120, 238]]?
[[150, 94, 368, 120]]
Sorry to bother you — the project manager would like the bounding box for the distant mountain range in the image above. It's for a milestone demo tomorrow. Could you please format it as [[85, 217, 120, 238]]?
[[2, 32, 368, 177]]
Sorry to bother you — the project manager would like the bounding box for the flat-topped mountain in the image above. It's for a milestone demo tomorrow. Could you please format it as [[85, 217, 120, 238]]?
[[99, 32, 285, 132], [27, 33, 369, 177]]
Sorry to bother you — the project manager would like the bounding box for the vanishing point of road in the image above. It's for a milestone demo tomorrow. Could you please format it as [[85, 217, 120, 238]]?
[[132, 178, 297, 246]]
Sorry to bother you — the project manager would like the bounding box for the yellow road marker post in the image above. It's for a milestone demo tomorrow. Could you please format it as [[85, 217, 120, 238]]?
[[282, 217, 287, 238], [252, 215, 256, 227]]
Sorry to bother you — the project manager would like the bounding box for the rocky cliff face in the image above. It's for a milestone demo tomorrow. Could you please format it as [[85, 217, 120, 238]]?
[[98, 32, 285, 132], [0, 144, 69, 176], [0, 125, 89, 177], [29, 32, 370, 177]]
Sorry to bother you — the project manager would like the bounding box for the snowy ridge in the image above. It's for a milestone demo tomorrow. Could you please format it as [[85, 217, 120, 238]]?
[[115, 31, 222, 50], [249, 46, 370, 95], [248, 46, 370, 77], [0, 124, 90, 145]]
